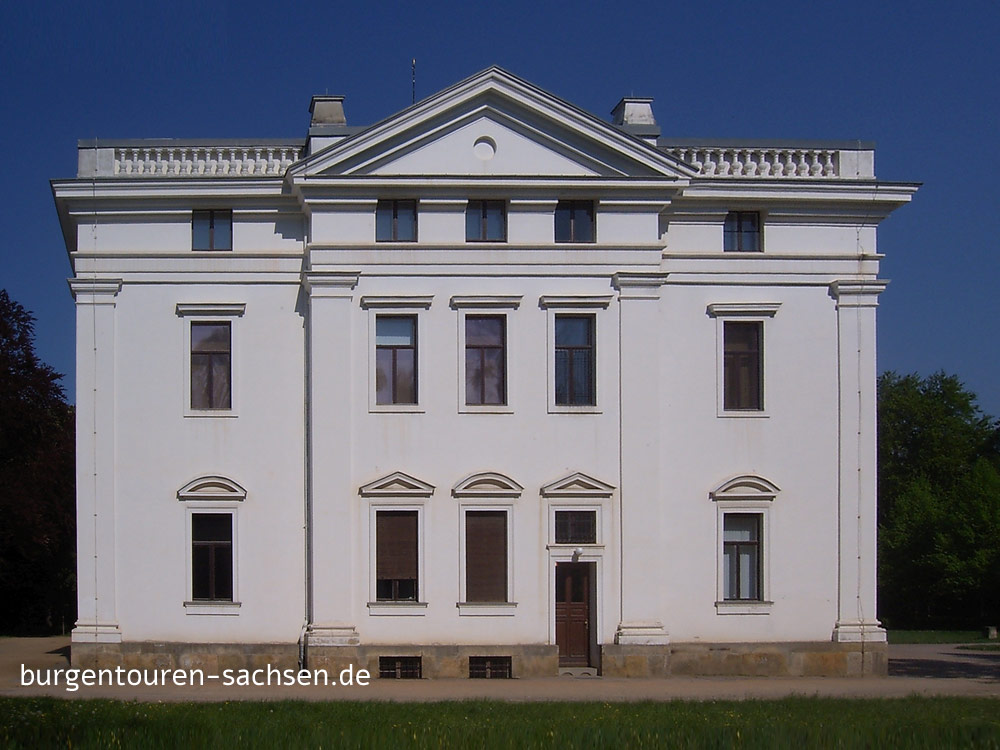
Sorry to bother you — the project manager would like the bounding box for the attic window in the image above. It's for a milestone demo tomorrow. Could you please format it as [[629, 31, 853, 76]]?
[[192, 210, 232, 251], [555, 201, 594, 243], [466, 200, 506, 242]]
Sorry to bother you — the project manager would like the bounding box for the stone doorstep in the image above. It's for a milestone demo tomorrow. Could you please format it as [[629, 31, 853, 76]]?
[[71, 640, 887, 678]]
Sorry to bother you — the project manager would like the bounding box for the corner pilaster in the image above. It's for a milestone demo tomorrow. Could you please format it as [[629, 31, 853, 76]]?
[[68, 278, 123, 645], [830, 280, 888, 644]]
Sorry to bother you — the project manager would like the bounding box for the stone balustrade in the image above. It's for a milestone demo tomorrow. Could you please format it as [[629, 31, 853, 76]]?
[[662, 146, 840, 178], [114, 145, 302, 177]]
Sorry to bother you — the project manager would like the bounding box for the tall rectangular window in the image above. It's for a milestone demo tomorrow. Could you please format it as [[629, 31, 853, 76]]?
[[192, 513, 233, 601], [723, 211, 760, 252], [465, 316, 506, 405], [191, 322, 232, 410], [376, 200, 417, 242], [376, 510, 418, 601], [554, 315, 595, 406], [554, 200, 595, 243], [723, 513, 761, 600], [466, 200, 506, 241], [723, 321, 762, 411], [465, 511, 507, 602], [376, 316, 417, 405], [192, 210, 233, 251]]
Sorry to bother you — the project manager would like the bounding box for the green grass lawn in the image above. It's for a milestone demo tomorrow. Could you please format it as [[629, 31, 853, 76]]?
[[2, 697, 999, 748], [887, 630, 991, 644]]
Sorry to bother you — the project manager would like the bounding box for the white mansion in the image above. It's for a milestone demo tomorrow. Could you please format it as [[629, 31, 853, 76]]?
[[53, 68, 917, 677]]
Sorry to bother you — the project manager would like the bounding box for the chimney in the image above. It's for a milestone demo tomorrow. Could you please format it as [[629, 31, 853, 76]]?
[[309, 95, 346, 126], [611, 97, 659, 143]]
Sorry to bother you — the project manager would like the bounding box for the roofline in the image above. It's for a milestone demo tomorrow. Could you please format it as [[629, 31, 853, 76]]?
[[658, 137, 877, 150], [77, 138, 306, 148]]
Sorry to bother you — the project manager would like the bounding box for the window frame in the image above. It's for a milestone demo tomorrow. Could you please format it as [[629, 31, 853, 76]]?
[[458, 505, 516, 615], [723, 210, 762, 253], [465, 200, 507, 242], [362, 296, 432, 414], [540, 296, 612, 415], [375, 199, 418, 242], [711, 474, 778, 615], [367, 502, 427, 615], [177, 303, 244, 418], [183, 506, 241, 615], [192, 209, 233, 252], [707, 302, 780, 418], [554, 200, 596, 243]]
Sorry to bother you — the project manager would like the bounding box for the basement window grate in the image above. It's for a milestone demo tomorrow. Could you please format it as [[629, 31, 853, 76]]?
[[469, 656, 512, 679], [379, 656, 422, 679]]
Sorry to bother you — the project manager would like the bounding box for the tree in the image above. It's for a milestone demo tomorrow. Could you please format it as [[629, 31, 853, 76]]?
[[878, 371, 1000, 628], [0, 290, 76, 634]]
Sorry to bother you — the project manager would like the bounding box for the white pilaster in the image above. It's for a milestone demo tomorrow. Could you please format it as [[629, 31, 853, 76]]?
[[69, 278, 123, 644], [613, 272, 671, 645], [830, 280, 888, 643], [303, 271, 362, 647]]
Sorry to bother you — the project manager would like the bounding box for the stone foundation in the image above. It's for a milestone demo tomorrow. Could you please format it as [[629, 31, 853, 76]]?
[[72, 640, 886, 677], [602, 641, 887, 677]]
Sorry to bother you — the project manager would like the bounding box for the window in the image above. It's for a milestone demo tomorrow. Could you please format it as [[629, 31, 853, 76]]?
[[191, 513, 233, 601], [376, 316, 417, 405], [469, 656, 512, 678], [465, 511, 507, 602], [376, 510, 418, 601], [465, 316, 506, 405], [723, 321, 762, 411], [554, 315, 595, 406], [554, 201, 595, 243], [723, 513, 762, 601], [190, 322, 231, 410], [192, 209, 232, 251], [554, 510, 597, 544], [724, 211, 760, 252], [376, 200, 417, 242], [379, 656, 422, 679], [466, 200, 506, 241]]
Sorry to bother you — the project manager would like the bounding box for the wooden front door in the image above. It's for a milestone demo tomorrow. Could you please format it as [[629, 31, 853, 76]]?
[[555, 562, 593, 666]]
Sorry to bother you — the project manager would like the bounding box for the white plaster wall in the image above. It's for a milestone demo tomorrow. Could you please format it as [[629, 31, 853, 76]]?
[[112, 283, 306, 642]]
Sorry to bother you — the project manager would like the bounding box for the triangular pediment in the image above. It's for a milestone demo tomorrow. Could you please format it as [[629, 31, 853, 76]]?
[[290, 67, 695, 180], [359, 471, 435, 498], [540, 471, 616, 498], [177, 475, 247, 501], [452, 471, 524, 498]]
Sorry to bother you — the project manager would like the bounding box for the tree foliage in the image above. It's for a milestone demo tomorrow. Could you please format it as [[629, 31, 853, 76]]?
[[0, 290, 75, 634], [878, 371, 1000, 628]]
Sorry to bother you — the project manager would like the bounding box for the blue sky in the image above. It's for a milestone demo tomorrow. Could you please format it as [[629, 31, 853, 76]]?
[[2, 0, 997, 416]]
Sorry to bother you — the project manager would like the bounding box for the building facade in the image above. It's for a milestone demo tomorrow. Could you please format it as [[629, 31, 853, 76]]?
[[53, 68, 917, 677]]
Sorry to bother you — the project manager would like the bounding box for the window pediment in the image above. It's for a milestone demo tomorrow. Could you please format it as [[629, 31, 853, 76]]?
[[359, 471, 435, 498], [177, 475, 246, 502], [540, 472, 615, 498], [452, 472, 523, 499], [710, 474, 780, 502]]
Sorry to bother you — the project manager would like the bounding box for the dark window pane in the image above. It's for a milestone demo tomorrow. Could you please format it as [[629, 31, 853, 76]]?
[[214, 547, 233, 600], [193, 513, 232, 542], [212, 355, 231, 409], [483, 348, 504, 404], [575, 203, 594, 242], [394, 348, 416, 404], [192, 211, 212, 250], [554, 349, 569, 404], [466, 349, 483, 405], [555, 510, 597, 544], [191, 355, 210, 410], [191, 322, 230, 352], [555, 204, 572, 241], [214, 212, 232, 251], [376, 201, 393, 241], [375, 347, 393, 404], [396, 201, 416, 241], [192, 545, 211, 599], [485, 202, 505, 240], [723, 514, 761, 600], [724, 211, 761, 252], [376, 511, 418, 601], [555, 317, 590, 347], [395, 579, 417, 601], [571, 349, 592, 404], [466, 316, 503, 346], [466, 201, 482, 240], [466, 511, 507, 602], [724, 321, 762, 410]]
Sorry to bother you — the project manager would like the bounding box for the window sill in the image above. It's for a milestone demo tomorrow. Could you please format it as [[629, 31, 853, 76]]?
[[548, 405, 602, 415], [715, 600, 772, 615], [459, 404, 514, 415], [370, 404, 425, 414], [367, 601, 428, 616], [545, 544, 605, 552], [717, 410, 769, 419], [184, 410, 239, 419], [184, 601, 241, 615], [457, 602, 518, 616]]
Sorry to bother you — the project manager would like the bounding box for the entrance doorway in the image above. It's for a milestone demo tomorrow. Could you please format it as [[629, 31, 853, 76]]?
[[555, 562, 596, 667]]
